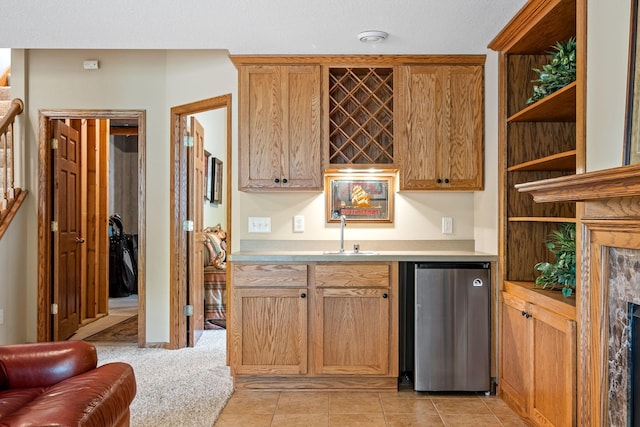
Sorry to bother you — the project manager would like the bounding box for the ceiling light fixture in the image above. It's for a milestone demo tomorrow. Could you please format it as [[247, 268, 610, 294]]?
[[358, 30, 388, 43]]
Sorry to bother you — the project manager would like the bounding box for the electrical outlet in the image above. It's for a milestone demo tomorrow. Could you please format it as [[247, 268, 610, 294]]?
[[293, 215, 305, 233], [442, 217, 453, 234], [248, 217, 271, 233]]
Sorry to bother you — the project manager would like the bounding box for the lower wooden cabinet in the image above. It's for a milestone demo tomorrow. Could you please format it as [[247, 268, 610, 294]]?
[[500, 284, 576, 426], [229, 261, 398, 390], [313, 262, 392, 376]]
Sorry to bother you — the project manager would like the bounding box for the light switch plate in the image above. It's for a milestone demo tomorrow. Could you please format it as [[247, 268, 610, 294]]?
[[442, 217, 453, 234], [293, 215, 305, 233], [248, 217, 271, 233]]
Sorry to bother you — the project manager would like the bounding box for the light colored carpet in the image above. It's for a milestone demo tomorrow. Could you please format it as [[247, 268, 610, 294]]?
[[95, 330, 233, 427]]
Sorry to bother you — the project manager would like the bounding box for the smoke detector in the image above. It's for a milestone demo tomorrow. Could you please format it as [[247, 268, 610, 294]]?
[[358, 30, 388, 43]]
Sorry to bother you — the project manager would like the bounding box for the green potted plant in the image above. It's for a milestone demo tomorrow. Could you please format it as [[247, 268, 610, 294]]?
[[527, 37, 577, 105], [534, 223, 576, 297]]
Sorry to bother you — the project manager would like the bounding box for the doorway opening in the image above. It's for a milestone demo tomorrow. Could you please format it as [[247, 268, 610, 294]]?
[[37, 110, 146, 345], [169, 94, 231, 349]]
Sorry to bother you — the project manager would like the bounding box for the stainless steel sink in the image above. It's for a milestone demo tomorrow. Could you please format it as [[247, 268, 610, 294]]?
[[322, 250, 379, 256]]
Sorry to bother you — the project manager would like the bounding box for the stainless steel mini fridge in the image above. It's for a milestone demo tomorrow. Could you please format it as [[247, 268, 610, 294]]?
[[414, 262, 490, 392]]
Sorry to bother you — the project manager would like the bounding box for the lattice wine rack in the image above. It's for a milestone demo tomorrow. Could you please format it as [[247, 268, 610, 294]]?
[[328, 67, 394, 165]]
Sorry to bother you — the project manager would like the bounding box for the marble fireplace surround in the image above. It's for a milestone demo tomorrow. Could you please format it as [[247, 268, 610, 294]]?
[[517, 163, 640, 426]]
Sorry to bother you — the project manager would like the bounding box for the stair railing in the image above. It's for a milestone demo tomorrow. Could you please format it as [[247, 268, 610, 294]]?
[[0, 98, 25, 239]]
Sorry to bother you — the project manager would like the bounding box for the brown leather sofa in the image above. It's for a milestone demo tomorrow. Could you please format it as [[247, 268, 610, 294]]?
[[0, 340, 136, 426]]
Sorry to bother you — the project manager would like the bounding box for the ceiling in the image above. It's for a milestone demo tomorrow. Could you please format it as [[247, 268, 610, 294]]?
[[1, 0, 526, 54]]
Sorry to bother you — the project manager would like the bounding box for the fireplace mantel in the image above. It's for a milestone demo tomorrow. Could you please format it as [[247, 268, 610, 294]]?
[[516, 163, 640, 204], [518, 163, 640, 425]]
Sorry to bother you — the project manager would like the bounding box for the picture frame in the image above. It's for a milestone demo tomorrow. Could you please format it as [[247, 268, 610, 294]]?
[[204, 150, 212, 201], [211, 157, 223, 204], [625, 0, 640, 164], [324, 172, 394, 223]]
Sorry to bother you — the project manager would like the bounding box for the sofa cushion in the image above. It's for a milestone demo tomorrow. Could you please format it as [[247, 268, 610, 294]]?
[[0, 362, 135, 427], [0, 388, 44, 419]]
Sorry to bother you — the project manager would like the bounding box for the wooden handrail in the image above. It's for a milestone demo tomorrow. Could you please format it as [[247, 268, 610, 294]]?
[[0, 66, 10, 87], [0, 97, 26, 239], [0, 98, 23, 135]]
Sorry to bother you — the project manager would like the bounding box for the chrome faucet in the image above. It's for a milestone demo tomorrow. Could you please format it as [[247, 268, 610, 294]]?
[[340, 214, 347, 253]]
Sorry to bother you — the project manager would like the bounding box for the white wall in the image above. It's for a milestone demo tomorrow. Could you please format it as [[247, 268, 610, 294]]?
[[0, 49, 10, 75], [587, 0, 632, 170], [195, 108, 227, 229]]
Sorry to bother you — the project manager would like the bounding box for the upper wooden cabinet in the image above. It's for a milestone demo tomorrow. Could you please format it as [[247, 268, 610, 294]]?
[[237, 64, 322, 191], [232, 55, 485, 191], [397, 64, 484, 190]]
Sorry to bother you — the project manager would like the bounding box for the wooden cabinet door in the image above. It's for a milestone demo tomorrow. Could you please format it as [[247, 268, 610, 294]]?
[[443, 65, 483, 190], [397, 64, 483, 190], [238, 65, 321, 191], [397, 65, 443, 190], [231, 287, 308, 375], [313, 286, 390, 375], [529, 304, 576, 427], [239, 65, 283, 189], [283, 65, 321, 189], [499, 292, 531, 417]]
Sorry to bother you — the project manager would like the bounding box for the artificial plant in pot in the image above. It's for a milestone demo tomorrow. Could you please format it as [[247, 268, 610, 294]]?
[[527, 37, 576, 105], [534, 222, 576, 298]]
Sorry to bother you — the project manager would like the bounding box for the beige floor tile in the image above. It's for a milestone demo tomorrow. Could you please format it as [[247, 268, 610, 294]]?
[[329, 392, 382, 414], [385, 412, 445, 426], [213, 413, 273, 427], [479, 396, 521, 416], [439, 413, 503, 426], [271, 412, 329, 427], [432, 397, 492, 415], [219, 391, 280, 415], [276, 391, 330, 414], [329, 413, 387, 427], [380, 396, 439, 416], [493, 414, 530, 426]]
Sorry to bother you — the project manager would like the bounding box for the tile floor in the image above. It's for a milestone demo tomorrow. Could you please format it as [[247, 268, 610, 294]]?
[[214, 388, 528, 426], [68, 295, 138, 340]]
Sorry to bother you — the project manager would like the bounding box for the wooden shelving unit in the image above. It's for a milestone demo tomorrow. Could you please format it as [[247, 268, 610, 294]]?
[[327, 67, 394, 165], [489, 0, 584, 424]]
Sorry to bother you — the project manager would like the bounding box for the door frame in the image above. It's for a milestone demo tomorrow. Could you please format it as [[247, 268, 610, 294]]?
[[169, 94, 232, 349], [37, 109, 146, 345]]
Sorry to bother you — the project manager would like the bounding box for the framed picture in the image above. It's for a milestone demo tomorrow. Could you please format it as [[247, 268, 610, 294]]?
[[211, 157, 223, 204], [325, 172, 394, 223], [204, 150, 212, 201], [626, 0, 640, 164]]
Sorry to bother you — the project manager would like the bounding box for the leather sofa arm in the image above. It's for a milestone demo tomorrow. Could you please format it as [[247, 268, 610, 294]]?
[[0, 341, 97, 390]]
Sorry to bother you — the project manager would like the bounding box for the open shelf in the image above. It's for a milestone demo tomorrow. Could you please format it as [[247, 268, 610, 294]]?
[[508, 216, 576, 223], [508, 150, 576, 172], [507, 82, 576, 123]]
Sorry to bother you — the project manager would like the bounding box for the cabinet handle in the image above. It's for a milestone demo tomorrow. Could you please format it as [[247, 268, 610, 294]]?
[[436, 178, 442, 184], [300, 293, 306, 299], [382, 293, 388, 299], [444, 178, 450, 184], [282, 178, 288, 183], [274, 178, 280, 183]]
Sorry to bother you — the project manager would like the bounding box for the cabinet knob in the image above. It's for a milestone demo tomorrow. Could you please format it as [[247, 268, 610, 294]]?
[[300, 293, 306, 299], [521, 310, 526, 316], [282, 178, 288, 183], [525, 313, 532, 319], [382, 293, 388, 299], [274, 178, 280, 183], [444, 178, 450, 184], [436, 178, 442, 184]]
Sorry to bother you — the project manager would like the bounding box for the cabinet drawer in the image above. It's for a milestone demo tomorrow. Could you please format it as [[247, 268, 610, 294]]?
[[315, 263, 389, 287], [232, 263, 308, 287]]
